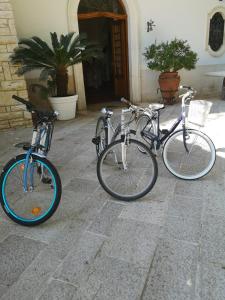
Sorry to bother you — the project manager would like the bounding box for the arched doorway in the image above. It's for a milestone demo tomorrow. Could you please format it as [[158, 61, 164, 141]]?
[[78, 0, 129, 105], [67, 0, 141, 111]]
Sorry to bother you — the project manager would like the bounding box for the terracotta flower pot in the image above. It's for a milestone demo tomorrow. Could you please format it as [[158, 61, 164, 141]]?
[[158, 72, 180, 105]]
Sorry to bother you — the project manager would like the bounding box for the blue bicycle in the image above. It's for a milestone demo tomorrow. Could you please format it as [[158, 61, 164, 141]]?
[[0, 95, 61, 226]]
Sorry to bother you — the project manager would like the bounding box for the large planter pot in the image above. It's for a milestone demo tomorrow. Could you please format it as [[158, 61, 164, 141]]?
[[49, 95, 78, 120], [158, 72, 180, 105]]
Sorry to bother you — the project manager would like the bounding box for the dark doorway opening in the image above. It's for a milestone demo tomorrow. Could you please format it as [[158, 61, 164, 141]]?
[[78, 0, 129, 106], [79, 18, 116, 104]]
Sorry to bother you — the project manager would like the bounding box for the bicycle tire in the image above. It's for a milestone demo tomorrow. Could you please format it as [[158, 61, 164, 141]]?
[[0, 154, 61, 226], [97, 139, 158, 201], [162, 129, 216, 180], [95, 116, 108, 157]]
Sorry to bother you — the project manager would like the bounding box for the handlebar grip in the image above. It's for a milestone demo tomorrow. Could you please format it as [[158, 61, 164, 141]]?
[[121, 97, 130, 105], [180, 85, 193, 91], [12, 95, 32, 108]]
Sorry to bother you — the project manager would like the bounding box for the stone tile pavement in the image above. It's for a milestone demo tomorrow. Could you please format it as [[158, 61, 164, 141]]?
[[0, 100, 225, 299]]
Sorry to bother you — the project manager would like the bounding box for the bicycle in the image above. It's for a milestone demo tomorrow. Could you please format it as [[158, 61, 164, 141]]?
[[92, 103, 146, 156], [0, 95, 62, 226], [96, 102, 158, 201], [136, 86, 216, 180]]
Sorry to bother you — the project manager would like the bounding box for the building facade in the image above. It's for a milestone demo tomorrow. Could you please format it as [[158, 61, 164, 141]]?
[[0, 0, 31, 130], [10, 0, 225, 112]]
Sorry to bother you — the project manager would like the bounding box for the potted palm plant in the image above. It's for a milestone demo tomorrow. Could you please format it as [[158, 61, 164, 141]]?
[[143, 39, 198, 104], [11, 32, 101, 120]]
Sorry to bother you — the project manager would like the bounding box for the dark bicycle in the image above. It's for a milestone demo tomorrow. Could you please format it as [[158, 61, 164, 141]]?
[[0, 95, 61, 226], [136, 86, 216, 180]]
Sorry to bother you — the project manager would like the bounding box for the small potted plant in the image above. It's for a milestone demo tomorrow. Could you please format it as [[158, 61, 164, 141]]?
[[143, 38, 198, 104], [11, 32, 101, 120]]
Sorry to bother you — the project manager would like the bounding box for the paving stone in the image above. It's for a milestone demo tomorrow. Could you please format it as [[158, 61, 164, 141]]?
[[45, 219, 87, 260], [102, 218, 160, 267], [55, 190, 107, 227], [0, 284, 7, 299], [0, 219, 14, 242], [54, 231, 105, 285], [168, 194, 203, 219], [203, 180, 225, 216], [1, 249, 61, 300], [88, 201, 124, 236], [201, 214, 225, 263], [119, 198, 168, 225], [142, 238, 198, 300], [174, 179, 210, 198], [77, 255, 148, 300], [64, 178, 99, 195], [143, 176, 176, 202], [39, 280, 78, 300], [0, 235, 45, 287], [197, 262, 225, 300], [162, 214, 201, 244]]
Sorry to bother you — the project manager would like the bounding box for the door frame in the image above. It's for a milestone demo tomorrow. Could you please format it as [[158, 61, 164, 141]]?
[[67, 0, 141, 111]]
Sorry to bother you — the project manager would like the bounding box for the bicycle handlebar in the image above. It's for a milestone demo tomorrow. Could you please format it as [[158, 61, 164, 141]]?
[[121, 97, 144, 113], [12, 95, 34, 111], [179, 85, 197, 102], [12, 95, 57, 121]]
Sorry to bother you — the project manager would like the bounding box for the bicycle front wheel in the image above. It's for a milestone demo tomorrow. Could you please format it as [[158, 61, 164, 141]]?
[[162, 129, 216, 180], [97, 139, 158, 201], [0, 154, 61, 226], [95, 116, 108, 157]]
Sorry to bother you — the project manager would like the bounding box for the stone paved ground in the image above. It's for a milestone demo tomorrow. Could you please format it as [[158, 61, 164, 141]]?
[[0, 100, 225, 300]]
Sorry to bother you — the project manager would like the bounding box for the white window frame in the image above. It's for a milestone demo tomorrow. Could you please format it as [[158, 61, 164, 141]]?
[[206, 6, 225, 57]]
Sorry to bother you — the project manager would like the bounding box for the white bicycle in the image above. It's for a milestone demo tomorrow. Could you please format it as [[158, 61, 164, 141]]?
[[96, 101, 158, 201]]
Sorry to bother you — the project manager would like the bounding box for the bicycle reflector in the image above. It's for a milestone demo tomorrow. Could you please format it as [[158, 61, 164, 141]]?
[[20, 164, 25, 171], [31, 207, 42, 216]]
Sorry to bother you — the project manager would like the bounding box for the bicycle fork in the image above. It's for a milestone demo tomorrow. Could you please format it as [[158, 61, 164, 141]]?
[[121, 109, 129, 171]]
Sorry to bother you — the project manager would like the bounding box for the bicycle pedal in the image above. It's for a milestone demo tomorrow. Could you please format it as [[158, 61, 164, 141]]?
[[161, 129, 169, 135], [41, 177, 52, 184], [92, 137, 100, 145], [14, 142, 31, 150]]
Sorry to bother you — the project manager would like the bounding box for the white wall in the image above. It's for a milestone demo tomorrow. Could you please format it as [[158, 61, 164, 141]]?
[[10, 0, 225, 101], [137, 0, 225, 66], [136, 0, 225, 99], [11, 0, 69, 43]]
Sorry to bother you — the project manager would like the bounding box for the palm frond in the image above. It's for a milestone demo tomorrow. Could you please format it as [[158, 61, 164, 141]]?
[[50, 32, 60, 51], [60, 32, 75, 51]]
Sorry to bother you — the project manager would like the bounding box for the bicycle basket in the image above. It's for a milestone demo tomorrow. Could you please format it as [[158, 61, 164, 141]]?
[[188, 100, 212, 127]]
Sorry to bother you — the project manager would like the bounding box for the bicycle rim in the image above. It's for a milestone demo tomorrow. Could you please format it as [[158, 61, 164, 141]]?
[[97, 139, 158, 200], [163, 129, 216, 180], [1, 158, 58, 223], [96, 117, 107, 156]]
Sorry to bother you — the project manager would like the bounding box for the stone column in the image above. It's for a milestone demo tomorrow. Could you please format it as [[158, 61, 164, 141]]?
[[0, 0, 32, 130]]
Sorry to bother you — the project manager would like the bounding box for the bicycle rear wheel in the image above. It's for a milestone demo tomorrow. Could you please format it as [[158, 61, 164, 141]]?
[[136, 114, 156, 152], [95, 116, 108, 157], [97, 139, 158, 201], [0, 154, 61, 226], [162, 129, 216, 180]]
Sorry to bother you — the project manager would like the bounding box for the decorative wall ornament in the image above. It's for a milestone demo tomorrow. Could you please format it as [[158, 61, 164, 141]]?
[[147, 20, 156, 32]]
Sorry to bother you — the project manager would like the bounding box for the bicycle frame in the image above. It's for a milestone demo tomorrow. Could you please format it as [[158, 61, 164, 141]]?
[[142, 91, 190, 152], [23, 122, 54, 192]]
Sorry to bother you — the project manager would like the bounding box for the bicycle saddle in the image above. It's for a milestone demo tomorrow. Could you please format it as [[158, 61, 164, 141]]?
[[101, 107, 113, 116], [148, 103, 165, 111]]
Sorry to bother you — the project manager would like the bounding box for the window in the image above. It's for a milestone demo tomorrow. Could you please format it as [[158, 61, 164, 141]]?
[[206, 7, 225, 57], [209, 12, 224, 51]]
